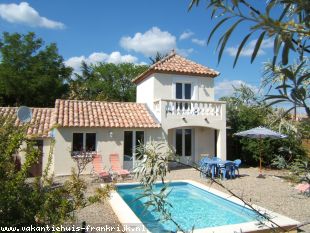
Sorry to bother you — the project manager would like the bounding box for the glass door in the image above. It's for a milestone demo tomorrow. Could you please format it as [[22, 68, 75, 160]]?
[[123, 131, 144, 170], [176, 83, 192, 111], [175, 128, 193, 164]]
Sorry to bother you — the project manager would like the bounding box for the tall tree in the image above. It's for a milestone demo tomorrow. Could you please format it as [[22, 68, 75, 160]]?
[[68, 62, 148, 102], [0, 32, 72, 107], [189, 0, 309, 116]]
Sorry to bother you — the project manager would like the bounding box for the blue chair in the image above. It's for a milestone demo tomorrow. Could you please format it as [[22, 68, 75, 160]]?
[[233, 159, 241, 176], [219, 162, 235, 180], [211, 156, 222, 162], [199, 157, 211, 177]]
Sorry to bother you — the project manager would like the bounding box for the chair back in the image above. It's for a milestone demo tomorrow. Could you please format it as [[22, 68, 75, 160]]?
[[234, 159, 241, 168], [212, 156, 222, 162], [225, 161, 234, 168], [92, 154, 103, 173], [109, 153, 122, 171]]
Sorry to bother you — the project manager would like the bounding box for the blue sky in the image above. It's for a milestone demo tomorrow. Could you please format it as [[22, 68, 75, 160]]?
[[0, 1, 279, 100]]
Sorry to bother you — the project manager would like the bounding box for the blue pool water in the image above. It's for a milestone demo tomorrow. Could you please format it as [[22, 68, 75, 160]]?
[[117, 182, 260, 232]]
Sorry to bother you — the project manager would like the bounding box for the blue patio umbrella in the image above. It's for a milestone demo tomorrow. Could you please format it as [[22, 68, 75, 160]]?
[[234, 126, 287, 178]]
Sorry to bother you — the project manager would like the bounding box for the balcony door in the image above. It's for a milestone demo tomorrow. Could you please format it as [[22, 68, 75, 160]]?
[[176, 83, 191, 100], [174, 128, 193, 164], [176, 83, 192, 112]]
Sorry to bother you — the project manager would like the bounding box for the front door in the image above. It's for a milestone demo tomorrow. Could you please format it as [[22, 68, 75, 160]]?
[[175, 128, 193, 164]]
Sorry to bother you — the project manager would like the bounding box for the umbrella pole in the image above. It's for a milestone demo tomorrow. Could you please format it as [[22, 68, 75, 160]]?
[[257, 138, 264, 178]]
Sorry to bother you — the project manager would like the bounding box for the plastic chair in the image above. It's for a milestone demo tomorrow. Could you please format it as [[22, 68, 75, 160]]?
[[92, 154, 110, 181], [219, 162, 235, 180], [199, 157, 211, 177], [211, 156, 222, 162], [109, 153, 130, 179], [233, 159, 242, 176]]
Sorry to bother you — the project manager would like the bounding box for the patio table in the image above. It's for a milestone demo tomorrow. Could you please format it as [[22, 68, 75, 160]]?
[[203, 160, 234, 179]]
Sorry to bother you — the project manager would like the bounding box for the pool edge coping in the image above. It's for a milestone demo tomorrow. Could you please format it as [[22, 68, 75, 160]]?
[[106, 180, 300, 233]]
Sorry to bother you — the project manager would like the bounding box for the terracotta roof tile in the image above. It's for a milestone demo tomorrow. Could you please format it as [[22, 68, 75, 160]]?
[[0, 107, 54, 138], [133, 51, 220, 84], [54, 99, 160, 128]]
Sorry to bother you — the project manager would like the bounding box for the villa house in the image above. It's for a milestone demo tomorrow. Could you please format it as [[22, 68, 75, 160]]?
[[0, 52, 226, 176]]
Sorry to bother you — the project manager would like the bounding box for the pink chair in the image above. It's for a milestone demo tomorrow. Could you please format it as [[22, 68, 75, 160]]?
[[109, 153, 130, 179], [92, 154, 110, 181]]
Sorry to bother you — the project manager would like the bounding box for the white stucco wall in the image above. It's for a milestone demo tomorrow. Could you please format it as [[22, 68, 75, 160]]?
[[136, 73, 215, 105], [53, 127, 164, 176], [153, 73, 215, 101], [136, 75, 155, 110]]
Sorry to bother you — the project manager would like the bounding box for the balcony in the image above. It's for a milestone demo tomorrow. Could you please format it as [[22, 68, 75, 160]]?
[[153, 99, 226, 125]]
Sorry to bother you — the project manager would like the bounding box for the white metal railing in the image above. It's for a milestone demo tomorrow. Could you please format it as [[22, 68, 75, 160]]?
[[154, 99, 225, 117]]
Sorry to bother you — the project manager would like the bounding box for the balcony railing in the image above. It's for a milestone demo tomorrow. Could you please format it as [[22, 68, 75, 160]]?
[[153, 99, 225, 119]]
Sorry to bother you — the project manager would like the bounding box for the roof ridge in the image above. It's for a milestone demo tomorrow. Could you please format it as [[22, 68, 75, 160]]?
[[132, 51, 219, 84], [56, 99, 145, 105], [0, 106, 54, 110]]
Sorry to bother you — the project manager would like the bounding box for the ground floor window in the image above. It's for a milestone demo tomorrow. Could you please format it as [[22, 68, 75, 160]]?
[[124, 131, 144, 161], [175, 128, 192, 157], [72, 133, 96, 153]]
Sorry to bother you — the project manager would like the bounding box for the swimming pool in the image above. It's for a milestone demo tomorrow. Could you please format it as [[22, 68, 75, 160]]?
[[109, 180, 299, 233]]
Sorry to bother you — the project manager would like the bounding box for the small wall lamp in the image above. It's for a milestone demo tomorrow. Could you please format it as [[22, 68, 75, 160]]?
[[109, 131, 113, 138]]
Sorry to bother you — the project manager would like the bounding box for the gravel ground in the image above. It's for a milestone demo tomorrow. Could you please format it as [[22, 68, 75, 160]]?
[[71, 167, 310, 233]]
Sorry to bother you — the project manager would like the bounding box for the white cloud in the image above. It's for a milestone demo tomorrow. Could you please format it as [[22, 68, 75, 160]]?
[[226, 38, 273, 57], [215, 80, 259, 98], [120, 27, 177, 57], [65, 51, 138, 74], [179, 30, 194, 40], [192, 38, 206, 46], [0, 2, 64, 29], [177, 48, 194, 57]]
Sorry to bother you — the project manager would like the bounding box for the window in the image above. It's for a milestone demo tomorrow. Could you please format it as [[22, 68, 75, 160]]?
[[176, 83, 183, 99], [86, 133, 96, 151], [73, 133, 83, 151], [184, 84, 191, 99], [136, 131, 145, 160], [72, 133, 96, 152], [124, 131, 133, 161], [175, 129, 192, 157], [184, 129, 192, 156], [175, 82, 192, 99], [175, 129, 183, 156], [124, 131, 144, 161]]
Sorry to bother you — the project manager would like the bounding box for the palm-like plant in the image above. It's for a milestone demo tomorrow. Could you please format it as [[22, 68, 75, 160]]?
[[149, 52, 169, 64], [188, 0, 309, 67], [262, 59, 310, 117]]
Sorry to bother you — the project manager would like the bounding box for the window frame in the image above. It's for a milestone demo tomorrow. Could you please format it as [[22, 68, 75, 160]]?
[[72, 132, 97, 154], [175, 82, 192, 100], [174, 128, 193, 157], [123, 130, 145, 161]]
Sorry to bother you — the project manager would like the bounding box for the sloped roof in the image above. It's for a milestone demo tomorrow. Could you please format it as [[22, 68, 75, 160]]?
[[0, 107, 54, 138], [54, 99, 160, 128], [133, 51, 220, 84]]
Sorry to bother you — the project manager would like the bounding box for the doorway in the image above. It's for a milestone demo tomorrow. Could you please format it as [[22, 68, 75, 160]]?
[[174, 128, 193, 164], [29, 140, 43, 177]]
